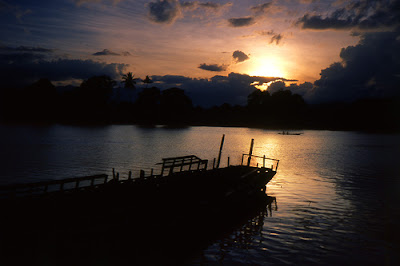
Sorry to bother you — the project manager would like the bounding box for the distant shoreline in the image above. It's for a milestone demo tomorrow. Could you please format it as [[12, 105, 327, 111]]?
[[1, 119, 398, 134]]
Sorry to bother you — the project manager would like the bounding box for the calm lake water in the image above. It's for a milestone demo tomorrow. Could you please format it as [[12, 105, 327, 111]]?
[[0, 124, 399, 265]]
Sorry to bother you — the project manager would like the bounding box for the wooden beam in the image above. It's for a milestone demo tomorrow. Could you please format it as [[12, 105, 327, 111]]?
[[216, 134, 225, 168], [247, 139, 254, 166]]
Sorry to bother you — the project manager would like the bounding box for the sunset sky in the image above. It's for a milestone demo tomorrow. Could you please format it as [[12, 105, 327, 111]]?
[[1, 0, 399, 106]]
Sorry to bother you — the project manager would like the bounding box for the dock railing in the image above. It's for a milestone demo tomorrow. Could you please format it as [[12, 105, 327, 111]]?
[[157, 155, 208, 176], [241, 154, 280, 171], [0, 153, 278, 199], [0, 174, 108, 199]]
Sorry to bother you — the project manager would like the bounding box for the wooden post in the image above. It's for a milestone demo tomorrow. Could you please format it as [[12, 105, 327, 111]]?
[[169, 159, 175, 175], [227, 157, 230, 167], [60, 182, 64, 192], [216, 134, 225, 168], [128, 171, 132, 180], [161, 160, 166, 176], [241, 154, 244, 165], [75, 180, 80, 190], [263, 155, 266, 168], [213, 158, 216, 169], [188, 156, 193, 171], [140, 170, 145, 178], [116, 173, 119, 181], [151, 168, 154, 176], [247, 139, 254, 166], [275, 160, 279, 171], [104, 175, 108, 184]]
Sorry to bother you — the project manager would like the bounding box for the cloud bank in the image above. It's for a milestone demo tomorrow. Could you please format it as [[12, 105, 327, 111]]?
[[0, 47, 128, 88], [269, 30, 400, 104], [307, 30, 400, 103], [92, 49, 131, 56], [228, 17, 256, 27], [152, 72, 295, 107], [0, 46, 54, 53], [297, 0, 400, 31]]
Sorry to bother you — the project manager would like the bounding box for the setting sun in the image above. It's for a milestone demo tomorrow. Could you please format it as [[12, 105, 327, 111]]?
[[248, 57, 287, 78]]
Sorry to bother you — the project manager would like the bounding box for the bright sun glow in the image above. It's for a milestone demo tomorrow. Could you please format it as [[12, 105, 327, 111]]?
[[247, 57, 287, 78]]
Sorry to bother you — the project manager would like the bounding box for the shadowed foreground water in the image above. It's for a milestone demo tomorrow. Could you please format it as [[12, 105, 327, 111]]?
[[0, 124, 399, 265]]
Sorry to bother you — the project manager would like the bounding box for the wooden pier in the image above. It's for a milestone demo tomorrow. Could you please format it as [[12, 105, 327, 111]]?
[[0, 139, 280, 266], [0, 153, 279, 201]]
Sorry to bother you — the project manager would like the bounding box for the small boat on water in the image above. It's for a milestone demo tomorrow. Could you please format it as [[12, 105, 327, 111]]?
[[278, 131, 303, 135]]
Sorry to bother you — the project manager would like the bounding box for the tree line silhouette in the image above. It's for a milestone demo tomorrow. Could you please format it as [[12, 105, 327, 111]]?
[[0, 73, 398, 132]]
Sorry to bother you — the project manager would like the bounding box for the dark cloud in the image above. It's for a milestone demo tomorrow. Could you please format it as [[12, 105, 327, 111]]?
[[297, 0, 400, 31], [250, 2, 272, 14], [256, 30, 284, 45], [198, 63, 228, 72], [258, 30, 275, 36], [0, 52, 47, 63], [92, 49, 130, 56], [232, 50, 249, 63], [270, 33, 283, 45], [266, 80, 286, 93], [151, 74, 193, 84], [0, 46, 54, 53], [148, 0, 181, 24], [0, 50, 128, 88], [147, 1, 232, 24], [308, 30, 400, 103], [0, 45, 53, 64], [198, 2, 220, 9], [93, 49, 120, 56], [150, 72, 290, 107], [228, 17, 256, 27], [265, 80, 313, 97], [287, 82, 313, 96], [180, 1, 196, 8]]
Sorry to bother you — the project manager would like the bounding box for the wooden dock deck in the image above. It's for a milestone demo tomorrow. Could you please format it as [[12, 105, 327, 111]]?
[[0, 139, 280, 265]]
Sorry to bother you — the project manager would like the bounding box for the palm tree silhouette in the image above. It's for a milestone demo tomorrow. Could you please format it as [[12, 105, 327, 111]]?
[[143, 75, 153, 88], [122, 72, 139, 89], [122, 72, 140, 103]]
